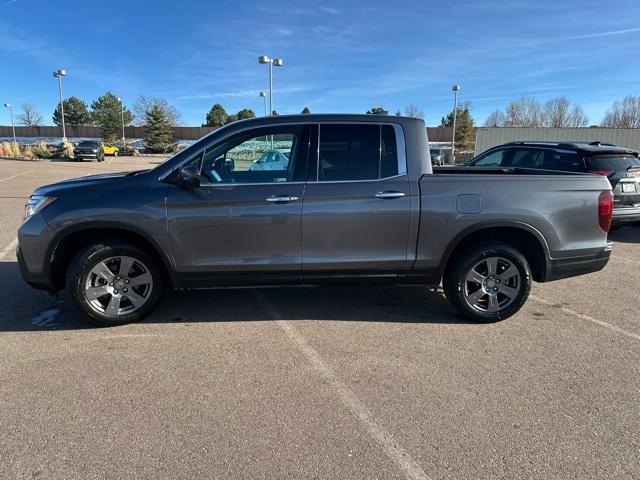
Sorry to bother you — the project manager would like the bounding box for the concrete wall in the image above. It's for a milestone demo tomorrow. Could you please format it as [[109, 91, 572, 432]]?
[[0, 125, 453, 142], [475, 127, 640, 155]]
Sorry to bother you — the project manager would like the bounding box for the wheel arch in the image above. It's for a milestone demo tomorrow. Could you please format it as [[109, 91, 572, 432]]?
[[48, 222, 177, 292], [441, 222, 550, 282]]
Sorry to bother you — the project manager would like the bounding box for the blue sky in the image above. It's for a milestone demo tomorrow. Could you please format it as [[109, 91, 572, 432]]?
[[1, 0, 639, 126]]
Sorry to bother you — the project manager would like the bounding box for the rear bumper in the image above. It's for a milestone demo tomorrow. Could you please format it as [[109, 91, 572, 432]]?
[[612, 204, 640, 225], [544, 245, 611, 282]]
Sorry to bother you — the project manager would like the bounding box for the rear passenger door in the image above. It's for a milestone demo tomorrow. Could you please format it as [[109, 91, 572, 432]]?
[[301, 123, 411, 281]]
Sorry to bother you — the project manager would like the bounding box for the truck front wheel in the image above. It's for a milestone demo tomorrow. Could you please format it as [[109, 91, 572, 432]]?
[[66, 241, 164, 326], [443, 242, 531, 323]]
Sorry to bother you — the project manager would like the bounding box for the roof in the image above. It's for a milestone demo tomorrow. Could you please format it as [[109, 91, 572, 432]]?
[[500, 141, 638, 156], [227, 113, 424, 126]]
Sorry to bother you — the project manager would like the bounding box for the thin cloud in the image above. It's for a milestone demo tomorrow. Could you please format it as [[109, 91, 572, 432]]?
[[175, 84, 310, 101], [482, 26, 640, 52], [5, 0, 18, 5], [320, 6, 339, 14]]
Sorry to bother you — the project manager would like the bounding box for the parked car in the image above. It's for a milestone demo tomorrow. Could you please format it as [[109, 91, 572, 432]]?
[[73, 140, 105, 162], [249, 149, 290, 171], [101, 142, 119, 156], [468, 141, 640, 227], [429, 148, 445, 166], [18, 115, 612, 326]]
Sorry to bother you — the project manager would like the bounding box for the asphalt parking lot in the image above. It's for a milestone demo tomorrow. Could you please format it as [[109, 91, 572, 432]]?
[[1, 157, 639, 480]]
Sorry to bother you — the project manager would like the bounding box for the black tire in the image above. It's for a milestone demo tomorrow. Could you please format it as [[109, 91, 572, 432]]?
[[66, 241, 164, 327], [443, 242, 531, 323]]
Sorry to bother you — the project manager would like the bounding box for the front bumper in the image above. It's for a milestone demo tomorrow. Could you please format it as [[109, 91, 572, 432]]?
[[544, 244, 611, 282], [612, 204, 640, 226], [75, 154, 98, 159], [17, 213, 57, 292]]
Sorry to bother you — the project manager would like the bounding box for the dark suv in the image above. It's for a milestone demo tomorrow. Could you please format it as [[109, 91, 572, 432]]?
[[469, 141, 640, 227]]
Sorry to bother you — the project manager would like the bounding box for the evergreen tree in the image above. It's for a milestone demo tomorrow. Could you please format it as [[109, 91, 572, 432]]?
[[53, 96, 91, 127], [271, 110, 279, 116], [301, 107, 311, 114], [91, 92, 133, 141], [235, 108, 255, 120], [395, 110, 402, 116], [441, 102, 475, 148], [203, 104, 228, 127], [144, 105, 174, 153], [366, 107, 387, 114]]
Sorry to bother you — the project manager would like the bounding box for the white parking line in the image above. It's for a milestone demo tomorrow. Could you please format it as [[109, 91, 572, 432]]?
[[0, 170, 34, 183], [0, 238, 18, 261], [530, 294, 640, 343], [254, 291, 431, 480]]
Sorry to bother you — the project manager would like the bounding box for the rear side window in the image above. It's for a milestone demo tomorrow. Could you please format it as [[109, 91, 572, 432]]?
[[541, 150, 584, 172], [586, 155, 640, 172], [317, 124, 399, 181]]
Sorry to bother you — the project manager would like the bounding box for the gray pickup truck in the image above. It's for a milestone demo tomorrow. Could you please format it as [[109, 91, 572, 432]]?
[[18, 114, 613, 326]]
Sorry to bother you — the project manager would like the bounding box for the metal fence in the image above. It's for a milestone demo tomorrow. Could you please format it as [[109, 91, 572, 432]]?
[[475, 127, 640, 155], [0, 125, 453, 142]]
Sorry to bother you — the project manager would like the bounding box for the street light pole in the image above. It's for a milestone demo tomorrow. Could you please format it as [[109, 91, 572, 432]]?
[[258, 56, 283, 116], [117, 97, 125, 146], [259, 91, 268, 116], [3, 103, 16, 145], [451, 85, 460, 164], [53, 69, 67, 143]]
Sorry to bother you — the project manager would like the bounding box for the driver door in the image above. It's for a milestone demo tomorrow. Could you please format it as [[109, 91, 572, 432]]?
[[166, 124, 310, 286]]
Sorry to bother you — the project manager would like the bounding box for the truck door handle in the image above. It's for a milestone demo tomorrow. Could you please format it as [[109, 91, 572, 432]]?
[[374, 191, 406, 199], [266, 195, 299, 203]]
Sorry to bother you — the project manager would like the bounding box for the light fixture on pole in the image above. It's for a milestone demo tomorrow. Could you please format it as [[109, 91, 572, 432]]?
[[258, 56, 283, 116], [53, 69, 67, 143], [259, 91, 268, 116], [3, 103, 16, 145], [117, 97, 125, 147], [451, 84, 460, 164]]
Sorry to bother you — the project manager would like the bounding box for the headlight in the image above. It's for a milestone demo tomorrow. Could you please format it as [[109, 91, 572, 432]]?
[[92, 149, 98, 153], [24, 195, 56, 221]]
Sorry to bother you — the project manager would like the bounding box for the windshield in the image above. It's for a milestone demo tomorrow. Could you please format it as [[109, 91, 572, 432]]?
[[78, 141, 98, 147]]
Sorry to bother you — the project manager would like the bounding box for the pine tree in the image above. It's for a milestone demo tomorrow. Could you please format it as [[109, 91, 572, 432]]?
[[235, 108, 255, 120], [441, 102, 475, 149], [53, 96, 91, 127], [91, 92, 133, 141], [203, 104, 228, 127], [366, 107, 387, 114], [301, 107, 311, 114], [144, 105, 174, 153]]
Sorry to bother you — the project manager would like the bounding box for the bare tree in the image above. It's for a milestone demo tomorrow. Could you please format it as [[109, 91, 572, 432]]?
[[504, 97, 543, 127], [133, 96, 181, 126], [601, 95, 640, 128], [484, 109, 506, 127], [16, 103, 43, 126], [542, 97, 588, 127], [404, 104, 424, 119]]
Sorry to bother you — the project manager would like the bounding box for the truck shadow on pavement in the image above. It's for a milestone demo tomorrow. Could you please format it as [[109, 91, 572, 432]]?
[[0, 262, 468, 332]]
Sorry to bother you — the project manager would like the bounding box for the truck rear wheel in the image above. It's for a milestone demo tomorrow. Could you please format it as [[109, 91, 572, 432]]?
[[66, 241, 164, 327], [443, 242, 531, 322]]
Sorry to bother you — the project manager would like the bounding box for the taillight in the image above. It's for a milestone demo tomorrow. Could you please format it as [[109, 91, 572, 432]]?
[[589, 170, 613, 176], [598, 190, 613, 233]]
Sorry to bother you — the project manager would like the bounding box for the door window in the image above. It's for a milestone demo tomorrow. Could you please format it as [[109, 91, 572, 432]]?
[[473, 148, 506, 166], [195, 125, 308, 184], [317, 124, 400, 181]]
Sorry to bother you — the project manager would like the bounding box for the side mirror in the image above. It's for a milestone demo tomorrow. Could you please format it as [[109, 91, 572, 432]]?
[[178, 165, 201, 189]]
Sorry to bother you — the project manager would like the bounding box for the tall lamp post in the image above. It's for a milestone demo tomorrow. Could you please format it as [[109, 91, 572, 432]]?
[[117, 97, 125, 146], [53, 69, 67, 143], [451, 84, 460, 164], [3, 103, 16, 145], [259, 91, 268, 116], [258, 56, 283, 116]]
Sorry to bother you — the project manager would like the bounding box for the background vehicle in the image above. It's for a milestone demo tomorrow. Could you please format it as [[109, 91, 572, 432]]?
[[18, 115, 612, 326], [469, 141, 640, 227], [73, 140, 105, 162], [101, 142, 119, 156], [429, 147, 445, 165], [249, 149, 290, 171]]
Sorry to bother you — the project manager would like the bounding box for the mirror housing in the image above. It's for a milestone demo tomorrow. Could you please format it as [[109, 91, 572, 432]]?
[[174, 165, 200, 189]]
